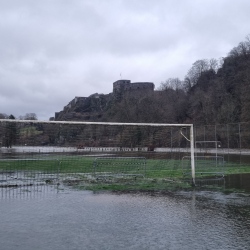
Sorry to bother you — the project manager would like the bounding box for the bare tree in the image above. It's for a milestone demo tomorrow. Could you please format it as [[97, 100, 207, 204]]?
[[4, 115, 18, 148], [218, 57, 225, 69], [228, 46, 240, 57], [229, 39, 249, 58], [209, 58, 219, 72], [237, 42, 249, 58], [0, 113, 8, 119], [158, 78, 184, 91], [245, 34, 250, 50], [24, 113, 38, 120], [185, 59, 210, 87]]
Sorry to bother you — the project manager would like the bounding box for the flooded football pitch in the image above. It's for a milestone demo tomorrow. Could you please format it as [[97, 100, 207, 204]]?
[[1, 175, 250, 250]]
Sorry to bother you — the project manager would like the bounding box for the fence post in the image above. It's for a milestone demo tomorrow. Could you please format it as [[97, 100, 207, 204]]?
[[239, 123, 241, 165], [215, 125, 217, 167], [190, 125, 195, 186], [227, 124, 230, 162]]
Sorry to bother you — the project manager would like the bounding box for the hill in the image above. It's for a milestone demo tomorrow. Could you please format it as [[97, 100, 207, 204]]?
[[54, 35, 250, 125]]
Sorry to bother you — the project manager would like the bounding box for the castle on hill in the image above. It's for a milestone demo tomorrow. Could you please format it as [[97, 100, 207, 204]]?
[[113, 79, 154, 93], [54, 79, 155, 121]]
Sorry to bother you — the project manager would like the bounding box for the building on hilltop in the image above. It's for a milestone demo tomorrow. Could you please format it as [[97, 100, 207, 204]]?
[[113, 79, 155, 100], [55, 79, 155, 120], [113, 79, 154, 92]]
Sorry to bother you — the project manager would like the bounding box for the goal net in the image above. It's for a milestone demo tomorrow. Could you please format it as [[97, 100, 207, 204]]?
[[93, 157, 147, 178], [0, 120, 195, 185]]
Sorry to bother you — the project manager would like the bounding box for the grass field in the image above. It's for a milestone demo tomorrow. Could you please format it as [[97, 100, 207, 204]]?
[[1, 155, 250, 179], [1, 155, 250, 193]]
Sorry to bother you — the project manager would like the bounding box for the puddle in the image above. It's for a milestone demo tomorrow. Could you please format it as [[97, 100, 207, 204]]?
[[225, 173, 250, 192]]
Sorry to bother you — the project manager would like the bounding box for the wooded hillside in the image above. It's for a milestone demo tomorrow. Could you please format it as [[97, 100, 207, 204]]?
[[107, 35, 250, 125], [2, 36, 249, 126]]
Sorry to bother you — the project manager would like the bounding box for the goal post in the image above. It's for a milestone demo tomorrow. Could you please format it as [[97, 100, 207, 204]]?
[[0, 119, 195, 185], [190, 124, 195, 185]]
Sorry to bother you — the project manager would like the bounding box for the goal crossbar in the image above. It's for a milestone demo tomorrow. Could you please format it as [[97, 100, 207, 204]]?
[[0, 119, 193, 127], [0, 120, 196, 185]]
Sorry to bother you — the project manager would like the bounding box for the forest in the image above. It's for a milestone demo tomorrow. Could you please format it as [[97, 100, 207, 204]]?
[[107, 35, 250, 125]]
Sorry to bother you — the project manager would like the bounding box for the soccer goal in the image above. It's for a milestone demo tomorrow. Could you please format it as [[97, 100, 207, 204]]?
[[0, 120, 196, 185]]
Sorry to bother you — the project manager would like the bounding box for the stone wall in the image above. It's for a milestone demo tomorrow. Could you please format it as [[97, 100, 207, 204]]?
[[113, 79, 154, 100], [113, 80, 154, 93]]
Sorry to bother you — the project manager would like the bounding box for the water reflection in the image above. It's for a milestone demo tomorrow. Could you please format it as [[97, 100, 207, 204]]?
[[225, 173, 250, 192], [0, 184, 59, 200], [0, 187, 250, 250], [184, 173, 250, 193]]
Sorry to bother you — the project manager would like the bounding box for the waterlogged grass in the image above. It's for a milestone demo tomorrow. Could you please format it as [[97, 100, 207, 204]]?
[[225, 163, 250, 175], [0, 156, 182, 176], [146, 170, 184, 178], [1, 155, 250, 193], [66, 174, 250, 193], [1, 155, 250, 179], [0, 159, 59, 173], [72, 177, 192, 192]]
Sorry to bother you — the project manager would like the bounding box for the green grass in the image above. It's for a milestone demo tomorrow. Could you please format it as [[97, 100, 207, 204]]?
[[1, 156, 250, 178], [0, 159, 59, 173], [20, 126, 43, 137], [73, 178, 192, 192], [225, 163, 250, 175], [2, 155, 250, 193]]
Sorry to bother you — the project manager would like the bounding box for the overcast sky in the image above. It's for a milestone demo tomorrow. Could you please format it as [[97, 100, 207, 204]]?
[[1, 0, 250, 120]]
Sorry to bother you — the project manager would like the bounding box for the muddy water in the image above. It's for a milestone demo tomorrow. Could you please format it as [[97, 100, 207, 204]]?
[[0, 186, 250, 250]]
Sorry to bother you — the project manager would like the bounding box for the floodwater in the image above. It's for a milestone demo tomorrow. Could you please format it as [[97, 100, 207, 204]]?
[[225, 173, 250, 192], [1, 184, 250, 250]]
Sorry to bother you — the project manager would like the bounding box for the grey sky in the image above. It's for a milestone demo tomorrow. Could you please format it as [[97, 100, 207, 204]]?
[[0, 0, 250, 120]]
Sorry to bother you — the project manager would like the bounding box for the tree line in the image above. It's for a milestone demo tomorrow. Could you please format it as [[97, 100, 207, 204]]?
[[0, 113, 38, 148], [0, 113, 38, 120], [106, 35, 250, 125], [1, 35, 250, 148]]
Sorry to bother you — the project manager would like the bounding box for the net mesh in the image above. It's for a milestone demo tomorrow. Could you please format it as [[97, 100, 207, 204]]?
[[0, 120, 193, 185]]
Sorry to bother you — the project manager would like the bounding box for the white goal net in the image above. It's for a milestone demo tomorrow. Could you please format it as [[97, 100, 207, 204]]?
[[0, 120, 195, 185]]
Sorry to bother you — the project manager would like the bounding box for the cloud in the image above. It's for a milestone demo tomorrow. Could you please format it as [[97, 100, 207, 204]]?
[[0, 0, 250, 120]]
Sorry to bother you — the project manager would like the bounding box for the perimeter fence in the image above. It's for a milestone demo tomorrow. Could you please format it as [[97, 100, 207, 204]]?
[[194, 123, 250, 166], [0, 120, 250, 187]]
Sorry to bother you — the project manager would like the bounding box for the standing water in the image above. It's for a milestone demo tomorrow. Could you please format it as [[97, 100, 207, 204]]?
[[0, 185, 250, 250]]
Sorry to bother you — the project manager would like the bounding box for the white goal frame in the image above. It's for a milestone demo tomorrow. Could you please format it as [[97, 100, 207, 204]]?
[[0, 120, 196, 185]]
